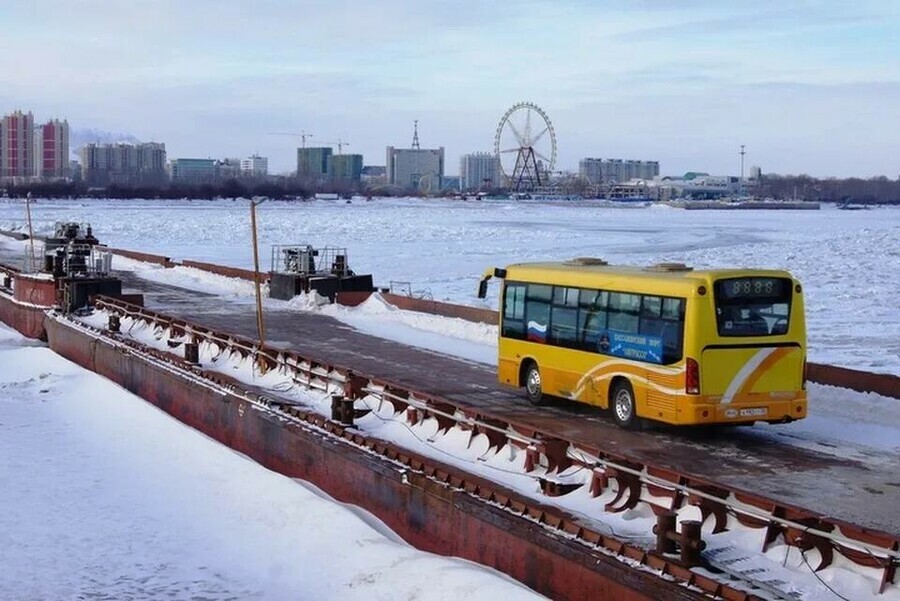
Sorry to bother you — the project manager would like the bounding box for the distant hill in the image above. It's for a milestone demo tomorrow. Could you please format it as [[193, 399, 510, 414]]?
[[69, 128, 142, 159]]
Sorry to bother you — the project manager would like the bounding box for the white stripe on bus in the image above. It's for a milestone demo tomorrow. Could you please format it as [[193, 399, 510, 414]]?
[[721, 348, 775, 405]]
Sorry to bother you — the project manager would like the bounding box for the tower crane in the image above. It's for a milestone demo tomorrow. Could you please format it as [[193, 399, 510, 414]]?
[[268, 130, 314, 148], [318, 138, 351, 154]]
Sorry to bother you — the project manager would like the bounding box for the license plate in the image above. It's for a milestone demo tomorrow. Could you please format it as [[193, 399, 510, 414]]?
[[740, 407, 767, 417]]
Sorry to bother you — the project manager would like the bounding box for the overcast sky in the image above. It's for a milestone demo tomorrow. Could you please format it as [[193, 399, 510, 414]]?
[[2, 1, 898, 177]]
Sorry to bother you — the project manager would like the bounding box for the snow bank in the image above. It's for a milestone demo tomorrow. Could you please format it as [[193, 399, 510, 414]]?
[[0, 322, 543, 600]]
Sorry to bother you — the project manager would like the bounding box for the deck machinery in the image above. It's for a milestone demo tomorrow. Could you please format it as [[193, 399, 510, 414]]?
[[44, 222, 122, 312], [268, 244, 372, 302]]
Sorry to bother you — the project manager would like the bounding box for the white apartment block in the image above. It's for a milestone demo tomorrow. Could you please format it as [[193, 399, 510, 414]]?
[[386, 146, 444, 192], [459, 152, 501, 191], [240, 154, 268, 176], [579, 158, 660, 185], [80, 142, 167, 186]]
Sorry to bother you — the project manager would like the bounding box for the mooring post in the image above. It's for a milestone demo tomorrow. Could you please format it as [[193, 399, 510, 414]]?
[[184, 341, 199, 364], [680, 520, 705, 566], [655, 511, 678, 555], [331, 394, 344, 421], [653, 513, 705, 565], [341, 398, 356, 426]]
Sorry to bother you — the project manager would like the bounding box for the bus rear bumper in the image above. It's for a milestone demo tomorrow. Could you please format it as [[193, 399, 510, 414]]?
[[679, 396, 807, 425]]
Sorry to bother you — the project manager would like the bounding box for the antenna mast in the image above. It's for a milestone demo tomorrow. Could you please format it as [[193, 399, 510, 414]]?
[[739, 144, 746, 195], [412, 120, 420, 149]]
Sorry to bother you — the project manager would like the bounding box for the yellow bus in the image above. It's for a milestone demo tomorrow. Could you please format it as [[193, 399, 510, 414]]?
[[477, 258, 807, 428]]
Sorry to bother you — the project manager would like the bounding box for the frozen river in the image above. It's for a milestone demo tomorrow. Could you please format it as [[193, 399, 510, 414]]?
[[1, 197, 897, 374]]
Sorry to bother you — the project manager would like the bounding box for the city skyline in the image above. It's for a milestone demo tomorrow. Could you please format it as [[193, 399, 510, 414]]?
[[2, 1, 898, 177]]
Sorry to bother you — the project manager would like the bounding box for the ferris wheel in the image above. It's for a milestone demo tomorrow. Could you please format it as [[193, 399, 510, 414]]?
[[494, 102, 557, 191]]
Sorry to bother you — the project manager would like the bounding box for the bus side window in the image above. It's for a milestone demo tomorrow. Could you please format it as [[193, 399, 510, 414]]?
[[641, 295, 663, 319], [524, 284, 552, 343], [661, 298, 685, 363], [608, 292, 640, 333], [579, 289, 607, 352], [550, 287, 579, 347], [662, 297, 684, 321]]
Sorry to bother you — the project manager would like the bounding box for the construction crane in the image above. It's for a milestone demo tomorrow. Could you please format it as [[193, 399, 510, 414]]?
[[318, 138, 351, 154], [269, 130, 314, 148]]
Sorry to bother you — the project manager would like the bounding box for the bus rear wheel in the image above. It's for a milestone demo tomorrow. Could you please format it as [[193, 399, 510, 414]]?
[[611, 380, 637, 429], [524, 362, 546, 406]]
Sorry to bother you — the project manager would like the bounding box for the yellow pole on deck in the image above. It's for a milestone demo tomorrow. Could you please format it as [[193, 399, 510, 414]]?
[[25, 192, 36, 271], [250, 197, 267, 346]]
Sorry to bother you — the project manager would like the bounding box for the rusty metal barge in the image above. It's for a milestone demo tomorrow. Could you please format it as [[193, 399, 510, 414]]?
[[1, 235, 899, 601]]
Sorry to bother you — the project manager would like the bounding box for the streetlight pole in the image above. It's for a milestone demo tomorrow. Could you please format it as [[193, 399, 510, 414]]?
[[250, 197, 267, 346]]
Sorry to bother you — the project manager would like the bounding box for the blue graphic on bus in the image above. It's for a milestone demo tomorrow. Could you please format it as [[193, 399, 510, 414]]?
[[599, 330, 663, 364]]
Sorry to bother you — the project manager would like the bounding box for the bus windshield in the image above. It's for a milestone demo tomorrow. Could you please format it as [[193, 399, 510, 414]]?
[[713, 277, 792, 337]]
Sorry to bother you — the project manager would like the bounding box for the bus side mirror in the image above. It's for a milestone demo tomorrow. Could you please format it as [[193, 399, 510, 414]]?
[[477, 280, 488, 299]]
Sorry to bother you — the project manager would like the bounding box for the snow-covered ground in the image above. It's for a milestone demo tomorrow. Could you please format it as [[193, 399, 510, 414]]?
[[1, 196, 897, 374], [0, 322, 543, 600]]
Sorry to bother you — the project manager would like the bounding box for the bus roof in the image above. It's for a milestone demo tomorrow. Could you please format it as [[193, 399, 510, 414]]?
[[502, 261, 796, 295]]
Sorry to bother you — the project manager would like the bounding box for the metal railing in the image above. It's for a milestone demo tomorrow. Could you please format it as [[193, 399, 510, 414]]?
[[270, 244, 351, 277]]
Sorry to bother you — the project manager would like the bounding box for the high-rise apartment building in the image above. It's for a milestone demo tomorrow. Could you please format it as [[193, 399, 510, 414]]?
[[331, 154, 363, 183], [297, 147, 332, 181], [80, 142, 167, 186], [240, 154, 268, 177], [579, 158, 659, 185], [386, 146, 444, 192], [37, 118, 69, 179], [459, 152, 501, 191], [1, 110, 35, 180]]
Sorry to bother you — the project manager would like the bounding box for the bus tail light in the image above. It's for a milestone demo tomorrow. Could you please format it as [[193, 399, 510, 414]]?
[[802, 357, 807, 390], [686, 358, 700, 395]]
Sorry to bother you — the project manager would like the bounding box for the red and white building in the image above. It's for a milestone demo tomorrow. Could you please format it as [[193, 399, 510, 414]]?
[[1, 111, 70, 182], [1, 110, 35, 181], [37, 118, 69, 179]]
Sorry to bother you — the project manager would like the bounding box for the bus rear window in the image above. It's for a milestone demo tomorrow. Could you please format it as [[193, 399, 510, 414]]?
[[714, 277, 792, 337]]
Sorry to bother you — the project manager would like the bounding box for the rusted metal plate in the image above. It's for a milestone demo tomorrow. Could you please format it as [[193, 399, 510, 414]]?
[[0, 290, 48, 340], [807, 361, 899, 399]]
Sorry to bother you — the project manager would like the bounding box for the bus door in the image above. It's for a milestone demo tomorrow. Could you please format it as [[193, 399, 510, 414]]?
[[635, 295, 685, 421]]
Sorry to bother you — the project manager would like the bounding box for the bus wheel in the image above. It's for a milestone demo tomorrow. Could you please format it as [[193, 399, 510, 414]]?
[[612, 380, 637, 429], [524, 362, 545, 406]]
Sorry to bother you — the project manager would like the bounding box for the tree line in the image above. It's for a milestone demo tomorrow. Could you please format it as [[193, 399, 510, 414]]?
[[3, 173, 900, 203], [0, 177, 443, 200], [755, 174, 900, 204]]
